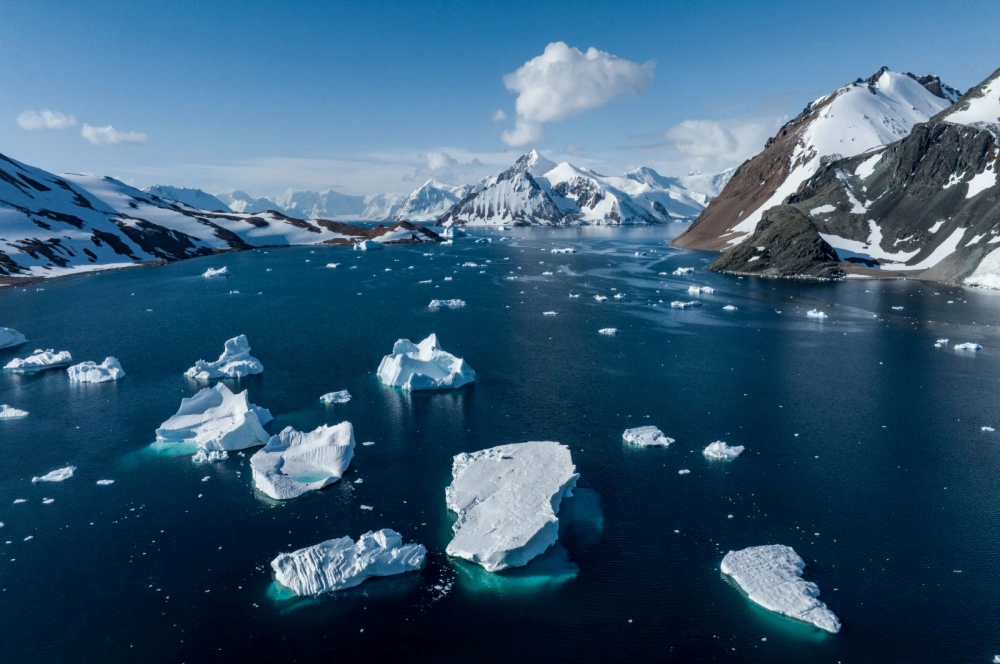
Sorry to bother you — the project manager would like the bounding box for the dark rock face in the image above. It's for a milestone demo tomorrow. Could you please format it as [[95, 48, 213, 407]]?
[[708, 206, 845, 279]]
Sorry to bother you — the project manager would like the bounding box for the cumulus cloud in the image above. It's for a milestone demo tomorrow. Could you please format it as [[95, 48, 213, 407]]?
[[491, 108, 508, 122], [81, 124, 148, 146], [407, 150, 486, 184], [500, 42, 654, 147], [17, 109, 76, 130]]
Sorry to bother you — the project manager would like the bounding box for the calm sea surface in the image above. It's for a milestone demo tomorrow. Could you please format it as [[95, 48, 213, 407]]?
[[1, 226, 998, 662]]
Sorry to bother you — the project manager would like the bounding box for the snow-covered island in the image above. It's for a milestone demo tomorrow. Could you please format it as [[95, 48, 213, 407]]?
[[4, 349, 73, 373], [184, 335, 264, 381], [67, 357, 125, 383], [703, 441, 745, 460], [623, 426, 674, 447], [0, 327, 26, 350], [251, 423, 355, 500], [721, 544, 841, 633], [377, 334, 475, 391], [155, 383, 272, 452], [445, 441, 579, 572], [271, 529, 426, 596]]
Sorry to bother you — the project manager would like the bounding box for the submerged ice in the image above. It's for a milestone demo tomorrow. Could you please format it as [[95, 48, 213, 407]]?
[[251, 423, 355, 500], [184, 335, 264, 381], [377, 333, 475, 391]]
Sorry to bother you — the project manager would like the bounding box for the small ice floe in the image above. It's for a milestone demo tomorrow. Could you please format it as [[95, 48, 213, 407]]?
[[362, 441, 375, 447], [0, 327, 26, 350], [156, 383, 272, 451], [271, 529, 426, 596], [670, 301, 701, 309], [543, 311, 558, 316], [326, 263, 340, 268], [419, 279, 432, 284], [677, 469, 690, 475], [320, 390, 352, 405], [891, 306, 904, 311], [443, 276, 453, 281], [192, 449, 228, 464], [0, 405, 29, 419], [440, 226, 466, 238], [4, 349, 73, 373], [441, 239, 454, 245], [360, 505, 374, 510], [673, 267, 695, 275], [703, 441, 745, 460], [981, 426, 995, 432], [353, 240, 383, 251], [32, 466, 76, 483], [613, 293, 625, 300], [954, 342, 982, 352], [551, 248, 576, 254], [67, 357, 125, 383], [723, 305, 737, 311], [623, 426, 674, 447], [445, 441, 578, 572], [934, 339, 949, 347], [377, 334, 475, 391], [251, 423, 355, 500], [462, 262, 478, 268], [721, 544, 840, 633], [184, 335, 264, 381], [95, 479, 115, 485], [542, 271, 553, 276], [202, 266, 228, 278], [569, 293, 580, 298], [428, 299, 466, 310], [42, 498, 54, 504], [687, 286, 715, 295], [594, 295, 608, 302], [806, 309, 828, 319], [598, 328, 617, 336]]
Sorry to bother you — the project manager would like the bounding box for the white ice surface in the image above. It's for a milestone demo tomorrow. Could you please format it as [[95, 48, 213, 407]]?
[[429, 299, 466, 309], [0, 404, 28, 418], [32, 466, 75, 483], [623, 426, 674, 447], [184, 335, 263, 381], [67, 357, 125, 383], [4, 349, 73, 373], [703, 441, 745, 460], [806, 309, 828, 319], [155, 383, 272, 451], [377, 334, 475, 391], [0, 327, 26, 350], [251, 423, 355, 500], [203, 267, 228, 278], [320, 390, 352, 404]]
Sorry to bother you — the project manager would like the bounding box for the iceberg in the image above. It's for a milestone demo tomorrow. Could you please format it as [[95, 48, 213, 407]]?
[[4, 349, 73, 373], [377, 334, 475, 391], [551, 248, 576, 254], [721, 544, 841, 633], [670, 301, 701, 309], [598, 328, 617, 335], [440, 226, 466, 238], [271, 529, 426, 596], [96, 479, 115, 485], [688, 286, 715, 294], [623, 426, 674, 447], [0, 327, 26, 350], [155, 383, 272, 451], [673, 267, 695, 275], [934, 338, 949, 347], [806, 309, 828, 319], [428, 299, 466, 310], [202, 266, 228, 277], [320, 390, 352, 404], [703, 441, 745, 460], [251, 423, 355, 500], [353, 240, 383, 251], [954, 342, 982, 351], [32, 466, 75, 483], [192, 449, 228, 464], [67, 357, 125, 383], [723, 305, 737, 311], [445, 441, 579, 572], [326, 263, 340, 268], [184, 335, 263, 381], [0, 404, 29, 419], [594, 295, 607, 302]]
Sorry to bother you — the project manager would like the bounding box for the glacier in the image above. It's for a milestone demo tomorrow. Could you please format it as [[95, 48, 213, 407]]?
[[251, 423, 355, 500], [4, 349, 73, 373], [623, 426, 674, 447], [0, 327, 26, 350], [184, 335, 263, 381], [703, 441, 745, 460], [155, 383, 272, 451], [377, 334, 475, 391], [67, 357, 126, 383]]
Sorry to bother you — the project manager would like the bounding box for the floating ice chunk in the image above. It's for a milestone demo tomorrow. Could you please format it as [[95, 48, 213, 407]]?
[[541, 271, 554, 276], [0, 327, 26, 350], [461, 262, 478, 268], [184, 335, 263, 381], [443, 276, 453, 281], [192, 449, 229, 464], [806, 309, 828, 319], [251, 423, 355, 500], [4, 349, 73, 373], [688, 286, 715, 295], [703, 441, 745, 460], [954, 342, 982, 351], [723, 305, 737, 311], [613, 293, 624, 300], [891, 306, 904, 311], [202, 266, 228, 277], [543, 311, 558, 316], [353, 240, 383, 251], [982, 426, 995, 432], [67, 357, 125, 383], [428, 299, 466, 310], [623, 426, 674, 447], [551, 248, 575, 254], [598, 328, 617, 336], [156, 383, 272, 451], [320, 390, 352, 404], [360, 505, 373, 510], [376, 334, 475, 391], [721, 544, 841, 633], [440, 226, 466, 238], [95, 479, 115, 485], [445, 441, 579, 572], [673, 267, 695, 275], [326, 263, 340, 268], [935, 338, 949, 347], [569, 293, 580, 298], [0, 405, 29, 419], [13, 498, 26, 504], [594, 295, 607, 302], [670, 301, 701, 309], [362, 441, 375, 447], [271, 529, 426, 596], [677, 469, 690, 475], [42, 498, 54, 504], [32, 466, 75, 483]]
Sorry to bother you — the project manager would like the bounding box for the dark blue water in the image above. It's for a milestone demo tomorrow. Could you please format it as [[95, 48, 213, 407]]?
[[1, 226, 999, 662]]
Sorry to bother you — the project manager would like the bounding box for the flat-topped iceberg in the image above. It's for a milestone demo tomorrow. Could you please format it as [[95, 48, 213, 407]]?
[[156, 383, 272, 451], [721, 544, 840, 633], [703, 441, 745, 460], [688, 285, 715, 295], [192, 449, 228, 464], [67, 357, 125, 383], [184, 335, 263, 381], [202, 266, 228, 277], [551, 247, 576, 254], [623, 426, 674, 447], [0, 404, 29, 419], [673, 267, 695, 275], [4, 349, 73, 373], [954, 342, 982, 351], [320, 390, 351, 404], [445, 441, 579, 572], [377, 334, 475, 391], [429, 299, 466, 309], [598, 328, 617, 335], [670, 301, 701, 309], [353, 239, 383, 251], [251, 423, 355, 500], [32, 466, 75, 483], [0, 327, 26, 350], [271, 529, 426, 596]]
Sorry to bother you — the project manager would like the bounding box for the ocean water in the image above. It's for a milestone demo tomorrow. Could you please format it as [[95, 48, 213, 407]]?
[[1, 226, 999, 662]]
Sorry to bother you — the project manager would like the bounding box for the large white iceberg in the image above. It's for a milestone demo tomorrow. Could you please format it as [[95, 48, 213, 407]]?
[[623, 426, 674, 447], [377, 334, 475, 391], [0, 327, 26, 350], [704, 441, 745, 460], [445, 441, 579, 572], [0, 404, 29, 419], [155, 383, 272, 451], [67, 357, 125, 383], [721, 544, 841, 633], [32, 466, 76, 483], [251, 423, 355, 500], [184, 335, 263, 381], [4, 349, 73, 373], [271, 529, 426, 596]]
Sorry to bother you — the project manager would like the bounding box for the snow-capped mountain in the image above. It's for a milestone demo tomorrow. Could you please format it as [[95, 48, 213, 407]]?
[[218, 190, 281, 214], [274, 188, 368, 219], [675, 68, 961, 250], [0, 153, 440, 278], [438, 150, 719, 226], [144, 186, 231, 212], [362, 193, 403, 220], [391, 180, 471, 221]]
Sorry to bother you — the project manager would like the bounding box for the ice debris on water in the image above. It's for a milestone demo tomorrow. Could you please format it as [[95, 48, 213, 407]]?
[[935, 339, 949, 347], [687, 286, 715, 295], [598, 328, 617, 336], [95, 479, 115, 485], [192, 449, 229, 464], [623, 426, 674, 447], [670, 301, 701, 309], [353, 240, 383, 251], [703, 441, 745, 460], [551, 248, 575, 254], [673, 267, 695, 275], [32, 466, 75, 483], [543, 311, 558, 316], [954, 342, 982, 351], [678, 469, 690, 475], [428, 299, 466, 310], [723, 305, 737, 311]]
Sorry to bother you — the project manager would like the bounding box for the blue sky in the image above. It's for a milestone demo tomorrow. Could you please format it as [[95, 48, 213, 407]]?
[[1, 0, 997, 196]]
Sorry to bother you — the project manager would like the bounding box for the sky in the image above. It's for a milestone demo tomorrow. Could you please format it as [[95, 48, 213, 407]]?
[[1, 0, 998, 198]]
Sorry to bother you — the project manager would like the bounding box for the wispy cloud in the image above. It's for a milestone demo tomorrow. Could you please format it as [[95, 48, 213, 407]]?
[[17, 109, 76, 130], [81, 124, 148, 146], [491, 108, 508, 122], [500, 42, 654, 147]]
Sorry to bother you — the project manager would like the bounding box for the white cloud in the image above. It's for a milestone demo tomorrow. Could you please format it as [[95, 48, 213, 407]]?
[[491, 108, 508, 122], [500, 42, 654, 147], [17, 109, 76, 130], [81, 124, 148, 146]]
